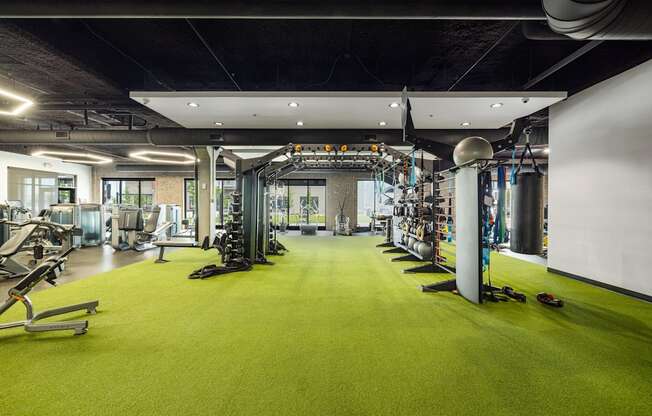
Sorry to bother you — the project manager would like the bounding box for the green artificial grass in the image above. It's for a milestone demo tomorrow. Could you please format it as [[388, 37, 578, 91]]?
[[1, 236, 651, 415]]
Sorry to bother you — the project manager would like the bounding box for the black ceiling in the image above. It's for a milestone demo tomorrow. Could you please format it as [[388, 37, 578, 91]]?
[[0, 17, 651, 130]]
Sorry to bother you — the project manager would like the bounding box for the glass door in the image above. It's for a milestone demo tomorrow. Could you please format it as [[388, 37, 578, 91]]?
[[288, 180, 308, 228], [357, 180, 376, 231], [307, 180, 326, 228]]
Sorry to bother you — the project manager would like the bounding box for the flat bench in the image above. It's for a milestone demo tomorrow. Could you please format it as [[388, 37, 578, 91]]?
[[153, 239, 206, 263]]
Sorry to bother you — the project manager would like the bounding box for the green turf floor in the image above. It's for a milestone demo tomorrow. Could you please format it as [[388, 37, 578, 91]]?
[[1, 236, 651, 415]]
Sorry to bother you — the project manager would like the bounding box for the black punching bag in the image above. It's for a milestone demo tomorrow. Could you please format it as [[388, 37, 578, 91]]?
[[510, 172, 544, 254]]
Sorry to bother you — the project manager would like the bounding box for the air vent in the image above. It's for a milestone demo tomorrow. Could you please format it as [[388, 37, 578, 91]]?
[[54, 131, 70, 140]]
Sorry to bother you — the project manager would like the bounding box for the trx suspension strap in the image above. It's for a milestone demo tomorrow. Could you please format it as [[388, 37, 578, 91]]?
[[494, 166, 506, 244]]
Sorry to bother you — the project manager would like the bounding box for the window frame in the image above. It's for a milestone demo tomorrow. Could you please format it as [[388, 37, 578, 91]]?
[[101, 178, 156, 208]]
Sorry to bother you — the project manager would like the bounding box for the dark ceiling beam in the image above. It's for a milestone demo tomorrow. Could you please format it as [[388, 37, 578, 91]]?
[[0, 1, 546, 19], [523, 40, 604, 89]]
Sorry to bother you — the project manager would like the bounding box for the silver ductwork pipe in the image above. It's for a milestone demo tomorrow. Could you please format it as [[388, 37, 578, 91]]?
[[0, 130, 149, 145], [0, 128, 515, 146], [543, 0, 652, 40]]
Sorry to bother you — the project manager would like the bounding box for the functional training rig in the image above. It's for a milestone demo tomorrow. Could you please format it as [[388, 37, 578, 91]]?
[[380, 90, 529, 303], [192, 143, 403, 277]]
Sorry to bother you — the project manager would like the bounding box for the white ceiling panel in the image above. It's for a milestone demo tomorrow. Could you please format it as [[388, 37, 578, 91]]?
[[130, 91, 566, 129]]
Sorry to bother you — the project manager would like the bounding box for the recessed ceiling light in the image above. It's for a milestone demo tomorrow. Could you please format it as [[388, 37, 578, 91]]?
[[0, 88, 33, 117], [389, 102, 400, 108], [490, 102, 503, 108], [288, 102, 299, 108], [378, 121, 387, 127], [129, 150, 197, 165], [461, 122, 471, 127], [214, 121, 223, 126], [31, 150, 112, 165], [296, 121, 304, 126], [187, 102, 199, 108]]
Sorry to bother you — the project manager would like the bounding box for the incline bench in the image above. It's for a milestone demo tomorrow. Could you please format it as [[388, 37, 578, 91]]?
[[153, 236, 210, 263]]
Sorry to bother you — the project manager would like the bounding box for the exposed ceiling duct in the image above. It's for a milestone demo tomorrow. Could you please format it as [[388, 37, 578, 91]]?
[[0, 127, 522, 147], [543, 0, 652, 40], [0, 1, 546, 20]]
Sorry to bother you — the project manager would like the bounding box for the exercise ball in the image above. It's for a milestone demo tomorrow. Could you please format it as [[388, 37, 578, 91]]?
[[413, 241, 423, 254], [408, 237, 416, 250], [418, 242, 433, 259], [453, 136, 493, 166]]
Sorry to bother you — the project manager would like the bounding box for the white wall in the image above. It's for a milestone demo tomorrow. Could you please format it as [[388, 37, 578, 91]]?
[[0, 150, 93, 203], [549, 59, 652, 297]]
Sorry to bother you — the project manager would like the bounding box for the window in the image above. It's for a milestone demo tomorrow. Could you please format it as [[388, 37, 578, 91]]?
[[357, 180, 376, 230], [272, 179, 326, 230], [184, 178, 196, 220], [212, 179, 237, 229], [288, 180, 308, 227], [101, 178, 156, 208], [7, 167, 60, 215]]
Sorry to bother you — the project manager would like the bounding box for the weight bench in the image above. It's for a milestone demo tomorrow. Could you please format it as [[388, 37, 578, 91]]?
[[154, 236, 210, 263], [0, 248, 99, 336]]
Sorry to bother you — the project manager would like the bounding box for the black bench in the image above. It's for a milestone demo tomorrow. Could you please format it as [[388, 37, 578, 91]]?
[[153, 236, 210, 263]]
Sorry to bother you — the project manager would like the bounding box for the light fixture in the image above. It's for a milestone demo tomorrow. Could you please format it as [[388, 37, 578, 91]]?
[[288, 102, 299, 108], [378, 121, 387, 127], [490, 102, 503, 108], [129, 150, 197, 165], [31, 150, 112, 165], [296, 121, 304, 126], [461, 122, 471, 127], [389, 102, 400, 108], [543, 148, 550, 155], [0, 88, 33, 116], [187, 102, 200, 108], [214, 121, 224, 126]]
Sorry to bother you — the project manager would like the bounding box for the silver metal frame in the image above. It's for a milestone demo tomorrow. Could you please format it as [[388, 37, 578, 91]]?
[[0, 253, 99, 336]]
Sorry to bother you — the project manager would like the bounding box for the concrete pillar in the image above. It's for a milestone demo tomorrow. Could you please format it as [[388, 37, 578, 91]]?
[[195, 147, 216, 243]]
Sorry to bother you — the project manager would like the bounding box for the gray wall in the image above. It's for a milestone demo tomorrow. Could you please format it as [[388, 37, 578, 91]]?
[[548, 58, 652, 297]]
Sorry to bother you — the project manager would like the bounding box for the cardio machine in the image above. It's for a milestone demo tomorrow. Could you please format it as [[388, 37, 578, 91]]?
[[0, 247, 99, 336]]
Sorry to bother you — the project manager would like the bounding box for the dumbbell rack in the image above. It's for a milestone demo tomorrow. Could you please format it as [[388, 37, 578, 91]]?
[[224, 191, 245, 263]]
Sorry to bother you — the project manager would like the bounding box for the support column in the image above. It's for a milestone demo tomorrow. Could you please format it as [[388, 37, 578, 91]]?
[[196, 147, 216, 244]]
